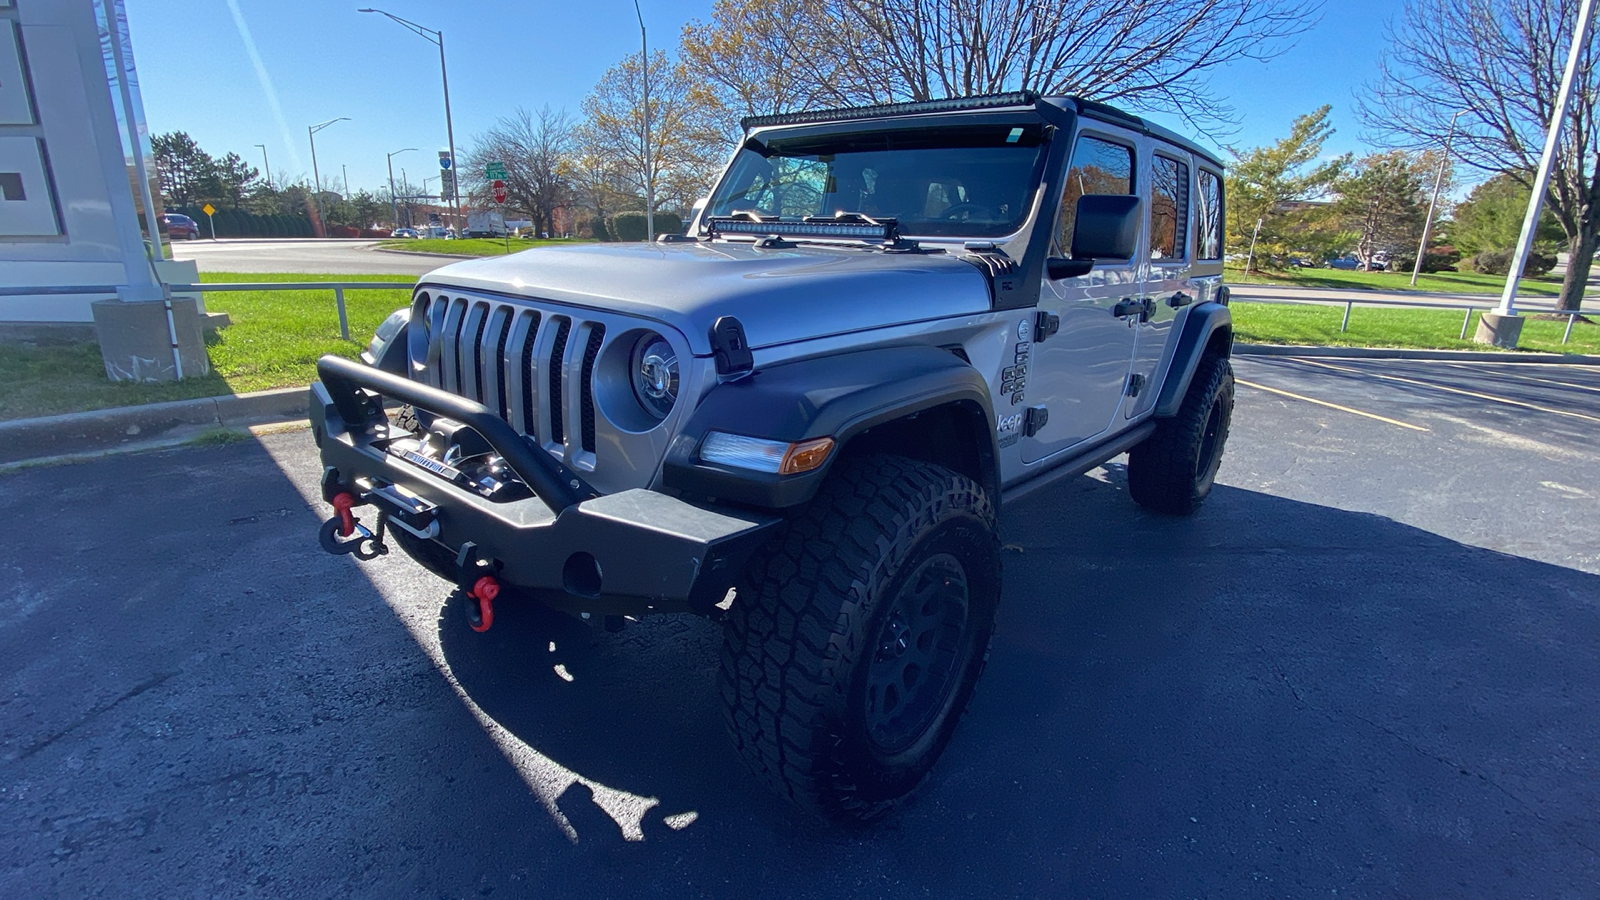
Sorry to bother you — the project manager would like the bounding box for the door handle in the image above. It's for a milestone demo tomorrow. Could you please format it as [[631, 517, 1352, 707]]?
[[1112, 297, 1142, 318], [1167, 291, 1193, 308]]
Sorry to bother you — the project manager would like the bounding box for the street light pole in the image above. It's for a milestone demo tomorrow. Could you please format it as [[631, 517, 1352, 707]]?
[[634, 0, 653, 242], [388, 147, 418, 228], [308, 117, 349, 197], [254, 143, 271, 189], [342, 164, 350, 200], [359, 9, 460, 232], [1412, 109, 1467, 286], [1495, 0, 1596, 324]]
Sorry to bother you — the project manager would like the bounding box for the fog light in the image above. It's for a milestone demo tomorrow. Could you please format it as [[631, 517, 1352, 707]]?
[[700, 433, 834, 475]]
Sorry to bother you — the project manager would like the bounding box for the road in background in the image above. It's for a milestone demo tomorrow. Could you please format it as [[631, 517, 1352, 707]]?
[[171, 238, 449, 276], [3, 358, 1598, 897]]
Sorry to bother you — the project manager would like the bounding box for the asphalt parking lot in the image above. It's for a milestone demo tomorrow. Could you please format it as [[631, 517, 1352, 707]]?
[[2, 355, 1598, 898]]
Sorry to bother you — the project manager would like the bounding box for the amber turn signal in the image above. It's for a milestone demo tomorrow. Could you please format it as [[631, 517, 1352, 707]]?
[[779, 437, 835, 475]]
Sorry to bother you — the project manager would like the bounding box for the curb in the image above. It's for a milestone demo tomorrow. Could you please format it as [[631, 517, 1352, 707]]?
[[1234, 343, 1600, 365], [369, 246, 478, 260], [0, 387, 310, 466]]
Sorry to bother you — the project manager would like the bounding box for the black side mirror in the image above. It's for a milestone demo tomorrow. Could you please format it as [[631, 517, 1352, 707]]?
[[1070, 194, 1142, 260]]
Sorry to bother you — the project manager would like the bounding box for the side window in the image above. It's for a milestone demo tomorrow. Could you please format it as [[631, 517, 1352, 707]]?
[[1197, 169, 1223, 261], [1150, 155, 1190, 261], [1057, 134, 1134, 257]]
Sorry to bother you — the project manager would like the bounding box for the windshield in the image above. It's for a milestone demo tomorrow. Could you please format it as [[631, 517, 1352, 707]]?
[[706, 123, 1046, 239]]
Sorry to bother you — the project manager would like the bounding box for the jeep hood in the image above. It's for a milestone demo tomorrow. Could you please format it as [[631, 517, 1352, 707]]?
[[416, 242, 993, 355]]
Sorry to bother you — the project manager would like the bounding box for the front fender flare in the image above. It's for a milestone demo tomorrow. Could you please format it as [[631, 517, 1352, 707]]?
[[662, 345, 998, 508]]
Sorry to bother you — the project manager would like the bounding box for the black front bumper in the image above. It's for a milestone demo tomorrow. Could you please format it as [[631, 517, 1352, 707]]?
[[310, 355, 777, 615]]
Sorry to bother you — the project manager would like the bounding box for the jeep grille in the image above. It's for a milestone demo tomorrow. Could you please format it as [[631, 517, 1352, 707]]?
[[409, 290, 629, 469]]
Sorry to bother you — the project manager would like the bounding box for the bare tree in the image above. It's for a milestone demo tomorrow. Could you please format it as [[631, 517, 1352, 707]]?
[[679, 0, 1315, 129], [582, 50, 727, 225], [464, 105, 575, 237], [1361, 0, 1600, 311]]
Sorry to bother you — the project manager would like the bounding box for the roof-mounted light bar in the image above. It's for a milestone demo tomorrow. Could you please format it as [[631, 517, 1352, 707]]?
[[741, 91, 1040, 132]]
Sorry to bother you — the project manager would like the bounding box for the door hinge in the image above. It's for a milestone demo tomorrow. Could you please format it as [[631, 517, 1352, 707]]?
[[1126, 373, 1146, 397], [1033, 310, 1060, 343], [1023, 405, 1049, 437]]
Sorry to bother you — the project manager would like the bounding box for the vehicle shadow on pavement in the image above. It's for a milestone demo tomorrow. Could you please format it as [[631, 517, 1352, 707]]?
[[5, 436, 1599, 898], [428, 463, 1600, 897]]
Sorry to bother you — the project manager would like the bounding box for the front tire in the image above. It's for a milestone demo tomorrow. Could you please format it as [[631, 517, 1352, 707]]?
[[720, 454, 1001, 822], [1128, 352, 1234, 515]]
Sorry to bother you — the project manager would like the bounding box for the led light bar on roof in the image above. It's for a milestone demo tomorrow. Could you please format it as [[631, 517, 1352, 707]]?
[[707, 217, 898, 242], [741, 91, 1040, 132]]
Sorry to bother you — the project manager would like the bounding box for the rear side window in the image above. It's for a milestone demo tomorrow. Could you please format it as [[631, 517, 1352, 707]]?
[[1197, 169, 1223, 260], [1057, 134, 1134, 256], [1151, 155, 1189, 261]]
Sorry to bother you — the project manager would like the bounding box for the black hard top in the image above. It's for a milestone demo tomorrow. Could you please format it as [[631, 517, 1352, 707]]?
[[741, 92, 1224, 169]]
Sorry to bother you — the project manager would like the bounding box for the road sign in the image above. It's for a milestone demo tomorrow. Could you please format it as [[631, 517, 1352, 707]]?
[[440, 168, 455, 196], [200, 203, 217, 239], [201, 202, 215, 216], [438, 151, 452, 170], [485, 161, 506, 180], [492, 179, 507, 204]]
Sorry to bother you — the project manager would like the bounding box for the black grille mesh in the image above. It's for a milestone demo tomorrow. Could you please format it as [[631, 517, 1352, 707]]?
[[547, 318, 571, 445], [580, 325, 605, 453]]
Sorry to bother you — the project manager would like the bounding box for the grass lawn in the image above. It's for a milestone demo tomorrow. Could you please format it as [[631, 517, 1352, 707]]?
[[1225, 264, 1571, 297], [1231, 301, 1600, 355], [0, 272, 415, 421], [379, 237, 593, 257]]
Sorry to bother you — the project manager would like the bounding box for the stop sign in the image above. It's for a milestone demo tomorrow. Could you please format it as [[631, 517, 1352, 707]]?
[[492, 179, 506, 204]]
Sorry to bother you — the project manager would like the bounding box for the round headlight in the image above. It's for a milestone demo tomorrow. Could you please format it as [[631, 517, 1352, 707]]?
[[631, 333, 678, 419]]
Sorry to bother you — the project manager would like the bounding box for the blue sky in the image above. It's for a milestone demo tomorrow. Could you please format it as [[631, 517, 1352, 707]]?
[[124, 0, 1398, 194]]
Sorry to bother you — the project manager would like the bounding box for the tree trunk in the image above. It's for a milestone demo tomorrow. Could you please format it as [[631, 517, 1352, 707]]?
[[1557, 226, 1598, 312]]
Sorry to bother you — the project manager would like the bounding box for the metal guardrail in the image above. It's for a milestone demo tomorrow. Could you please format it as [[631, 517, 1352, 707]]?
[[0, 280, 417, 341], [1238, 293, 1596, 345], [2, 279, 1591, 344]]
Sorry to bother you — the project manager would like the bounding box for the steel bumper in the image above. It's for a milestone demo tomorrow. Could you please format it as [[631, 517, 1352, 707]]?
[[310, 355, 777, 615]]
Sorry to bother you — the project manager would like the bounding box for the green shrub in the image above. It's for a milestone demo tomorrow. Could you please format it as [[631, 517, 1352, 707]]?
[[1473, 249, 1556, 277], [590, 215, 612, 242], [609, 210, 683, 241]]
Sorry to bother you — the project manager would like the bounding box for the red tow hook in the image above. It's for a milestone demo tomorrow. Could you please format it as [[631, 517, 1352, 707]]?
[[331, 492, 358, 537], [466, 575, 499, 633]]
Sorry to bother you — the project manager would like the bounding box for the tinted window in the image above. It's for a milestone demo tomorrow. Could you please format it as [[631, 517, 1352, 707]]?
[[1197, 169, 1223, 260], [706, 124, 1046, 238], [1057, 134, 1134, 257], [1151, 155, 1189, 261]]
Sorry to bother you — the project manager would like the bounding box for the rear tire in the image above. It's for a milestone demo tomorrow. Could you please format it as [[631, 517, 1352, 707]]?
[[1128, 352, 1234, 515], [719, 453, 1001, 822]]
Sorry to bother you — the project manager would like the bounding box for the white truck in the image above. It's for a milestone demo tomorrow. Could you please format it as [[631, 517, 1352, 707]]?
[[465, 210, 507, 238]]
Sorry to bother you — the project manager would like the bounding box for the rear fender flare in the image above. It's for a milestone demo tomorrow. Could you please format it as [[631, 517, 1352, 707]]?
[[1153, 301, 1232, 418]]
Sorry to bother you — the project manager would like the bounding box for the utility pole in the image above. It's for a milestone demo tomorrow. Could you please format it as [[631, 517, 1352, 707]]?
[[1412, 109, 1466, 286], [341, 164, 350, 200], [635, 0, 653, 242], [1486, 0, 1596, 347], [254, 143, 271, 189]]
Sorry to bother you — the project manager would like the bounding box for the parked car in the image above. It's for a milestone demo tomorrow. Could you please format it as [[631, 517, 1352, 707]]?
[[391, 228, 419, 239], [162, 212, 200, 240], [309, 92, 1236, 822], [1370, 251, 1390, 271], [1327, 256, 1361, 270]]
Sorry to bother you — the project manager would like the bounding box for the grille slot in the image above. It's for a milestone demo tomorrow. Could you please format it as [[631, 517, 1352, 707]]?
[[580, 325, 605, 453], [547, 318, 571, 446]]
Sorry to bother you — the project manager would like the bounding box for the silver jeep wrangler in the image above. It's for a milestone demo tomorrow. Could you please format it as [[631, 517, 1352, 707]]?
[[310, 92, 1234, 821]]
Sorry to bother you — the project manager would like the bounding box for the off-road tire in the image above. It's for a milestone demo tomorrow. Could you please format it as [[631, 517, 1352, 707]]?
[[1127, 352, 1234, 515], [719, 453, 1002, 822]]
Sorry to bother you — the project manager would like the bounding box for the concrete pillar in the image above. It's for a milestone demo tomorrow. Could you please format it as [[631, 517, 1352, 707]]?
[[1474, 311, 1525, 349], [91, 296, 209, 382]]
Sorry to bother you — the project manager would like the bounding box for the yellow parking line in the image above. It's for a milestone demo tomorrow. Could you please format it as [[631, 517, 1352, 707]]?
[[1290, 358, 1600, 424], [1438, 362, 1600, 394], [1235, 378, 1430, 431]]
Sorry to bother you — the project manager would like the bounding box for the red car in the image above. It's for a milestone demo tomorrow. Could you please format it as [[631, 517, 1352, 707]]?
[[162, 212, 201, 240]]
